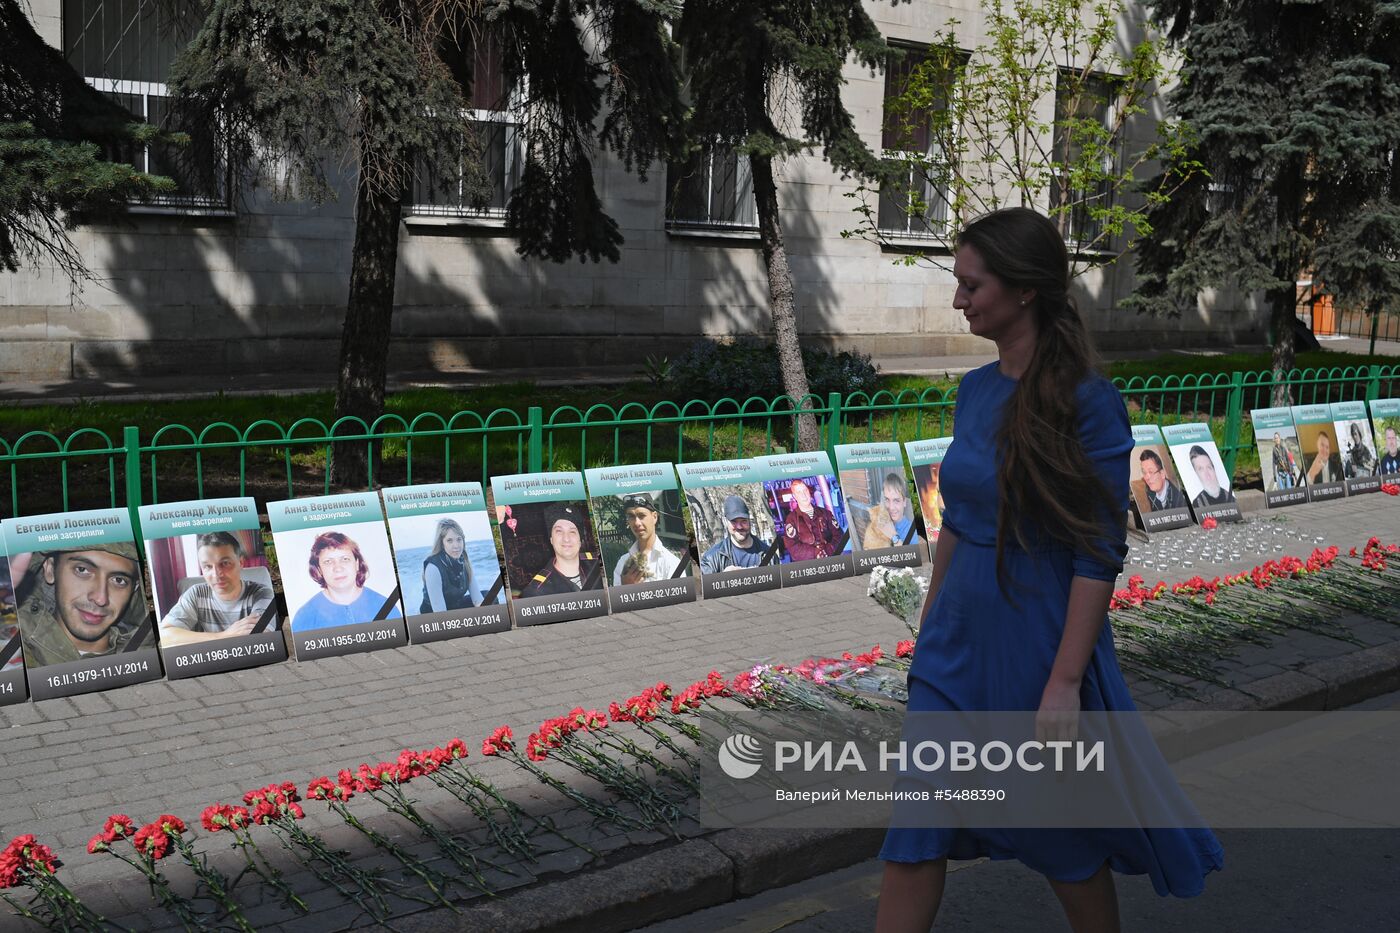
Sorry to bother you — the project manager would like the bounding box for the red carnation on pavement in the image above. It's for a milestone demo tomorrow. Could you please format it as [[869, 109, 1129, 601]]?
[[0, 835, 60, 887], [896, 639, 915, 659], [444, 737, 469, 760], [1201, 516, 1218, 530], [102, 815, 135, 841], [132, 824, 172, 860], [86, 834, 110, 855], [201, 804, 250, 833], [482, 725, 513, 756]]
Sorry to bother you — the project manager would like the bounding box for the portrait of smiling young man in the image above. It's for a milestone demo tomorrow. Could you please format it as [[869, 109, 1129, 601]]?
[[16, 542, 151, 667]]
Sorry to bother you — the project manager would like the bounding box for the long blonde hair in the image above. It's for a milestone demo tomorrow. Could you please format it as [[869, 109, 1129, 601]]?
[[428, 519, 466, 560]]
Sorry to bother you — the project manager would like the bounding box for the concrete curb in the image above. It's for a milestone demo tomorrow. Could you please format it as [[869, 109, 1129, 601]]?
[[377, 632, 1400, 933]]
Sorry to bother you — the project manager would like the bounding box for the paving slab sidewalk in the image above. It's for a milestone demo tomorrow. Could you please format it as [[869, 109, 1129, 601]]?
[[3, 497, 1400, 931]]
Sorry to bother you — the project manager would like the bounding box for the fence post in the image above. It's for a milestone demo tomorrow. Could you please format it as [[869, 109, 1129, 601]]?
[[527, 406, 544, 474], [1370, 312, 1380, 356], [1366, 364, 1382, 402], [122, 425, 144, 550], [1222, 371, 1245, 481], [825, 392, 842, 462]]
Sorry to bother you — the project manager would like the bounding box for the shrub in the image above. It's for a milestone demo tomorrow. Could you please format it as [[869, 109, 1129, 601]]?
[[667, 339, 879, 403]]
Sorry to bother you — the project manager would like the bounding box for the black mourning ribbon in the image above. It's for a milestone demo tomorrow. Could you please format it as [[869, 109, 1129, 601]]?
[[0, 631, 22, 668], [374, 586, 402, 621], [901, 520, 919, 547], [123, 616, 153, 652], [249, 600, 280, 635]]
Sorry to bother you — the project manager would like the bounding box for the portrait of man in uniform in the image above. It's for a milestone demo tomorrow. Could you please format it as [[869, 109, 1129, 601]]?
[[777, 477, 844, 563], [520, 504, 604, 597], [15, 542, 151, 668]]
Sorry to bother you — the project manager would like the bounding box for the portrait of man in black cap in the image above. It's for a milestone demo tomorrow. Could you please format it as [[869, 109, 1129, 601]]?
[[699, 494, 772, 574], [519, 503, 604, 597], [14, 542, 152, 668], [611, 492, 683, 586]]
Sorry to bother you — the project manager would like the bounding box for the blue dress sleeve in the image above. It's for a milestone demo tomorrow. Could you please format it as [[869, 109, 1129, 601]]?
[[939, 367, 980, 540], [1071, 377, 1133, 582]]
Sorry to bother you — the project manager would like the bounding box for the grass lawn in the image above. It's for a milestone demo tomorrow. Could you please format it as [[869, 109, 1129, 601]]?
[[0, 347, 1387, 514]]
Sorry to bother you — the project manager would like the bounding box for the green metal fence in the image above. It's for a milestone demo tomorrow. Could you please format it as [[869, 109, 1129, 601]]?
[[3, 364, 1398, 530]]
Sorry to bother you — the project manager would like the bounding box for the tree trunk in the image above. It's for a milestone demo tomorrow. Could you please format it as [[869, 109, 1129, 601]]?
[[1268, 281, 1297, 408], [331, 142, 406, 488], [749, 152, 821, 452]]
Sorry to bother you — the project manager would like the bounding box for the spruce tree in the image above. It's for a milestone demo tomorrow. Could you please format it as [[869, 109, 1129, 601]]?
[[1127, 0, 1400, 403], [675, 0, 892, 452], [170, 0, 682, 482]]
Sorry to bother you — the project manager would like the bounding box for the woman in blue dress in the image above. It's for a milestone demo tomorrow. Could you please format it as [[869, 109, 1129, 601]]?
[[876, 208, 1223, 932]]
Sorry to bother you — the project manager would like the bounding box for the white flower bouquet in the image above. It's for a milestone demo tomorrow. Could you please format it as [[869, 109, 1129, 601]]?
[[867, 565, 928, 635]]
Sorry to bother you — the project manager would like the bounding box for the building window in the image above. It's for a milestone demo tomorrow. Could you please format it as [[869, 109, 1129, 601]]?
[[1049, 72, 1118, 248], [407, 28, 523, 219], [65, 0, 229, 208], [877, 46, 959, 240], [665, 146, 756, 230]]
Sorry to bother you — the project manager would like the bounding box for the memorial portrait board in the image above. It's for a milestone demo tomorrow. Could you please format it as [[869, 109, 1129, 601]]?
[[834, 442, 925, 572], [755, 452, 854, 587], [382, 483, 510, 643], [2, 508, 161, 700], [0, 550, 29, 705], [1248, 409, 1308, 509], [675, 459, 780, 600], [1161, 423, 1241, 523], [904, 437, 953, 541], [490, 472, 608, 626], [1371, 398, 1400, 481], [1331, 400, 1381, 495], [1128, 424, 1195, 531], [584, 463, 697, 612], [267, 492, 407, 661], [139, 497, 287, 679], [1291, 404, 1347, 502]]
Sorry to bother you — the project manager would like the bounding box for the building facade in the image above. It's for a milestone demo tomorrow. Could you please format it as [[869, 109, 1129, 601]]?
[[2, 0, 1264, 382]]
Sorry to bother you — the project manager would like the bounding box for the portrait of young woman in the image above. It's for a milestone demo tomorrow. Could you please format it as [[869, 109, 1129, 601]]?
[[875, 208, 1223, 933]]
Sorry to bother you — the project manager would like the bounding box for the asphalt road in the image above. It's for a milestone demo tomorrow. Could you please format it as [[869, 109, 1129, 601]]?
[[641, 691, 1400, 933]]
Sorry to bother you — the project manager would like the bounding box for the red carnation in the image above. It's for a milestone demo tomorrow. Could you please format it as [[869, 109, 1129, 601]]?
[[1201, 516, 1218, 530], [86, 834, 110, 855], [132, 824, 172, 860], [482, 725, 514, 756], [896, 639, 915, 659], [306, 777, 337, 801], [444, 738, 468, 760], [102, 815, 135, 841]]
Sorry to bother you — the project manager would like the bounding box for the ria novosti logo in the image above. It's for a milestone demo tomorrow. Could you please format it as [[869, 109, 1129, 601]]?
[[718, 734, 764, 779]]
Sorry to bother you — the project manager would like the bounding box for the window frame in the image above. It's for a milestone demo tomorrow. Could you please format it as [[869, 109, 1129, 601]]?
[[875, 42, 964, 244], [1048, 69, 1122, 251], [663, 144, 759, 235], [402, 100, 526, 225], [82, 77, 234, 214]]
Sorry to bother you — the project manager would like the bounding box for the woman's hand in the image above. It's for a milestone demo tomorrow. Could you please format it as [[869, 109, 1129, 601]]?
[[1036, 678, 1082, 743]]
